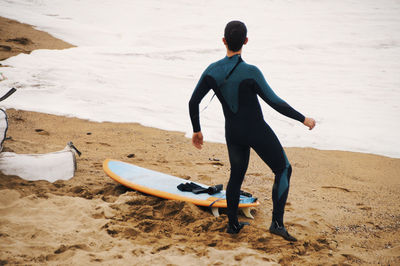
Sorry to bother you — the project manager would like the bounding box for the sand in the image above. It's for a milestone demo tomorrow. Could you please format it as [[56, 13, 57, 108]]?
[[0, 16, 73, 62], [1, 16, 400, 265]]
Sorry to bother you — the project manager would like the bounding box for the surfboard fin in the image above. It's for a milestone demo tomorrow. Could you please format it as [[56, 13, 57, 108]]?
[[211, 207, 219, 217], [242, 207, 254, 219], [212, 207, 254, 218]]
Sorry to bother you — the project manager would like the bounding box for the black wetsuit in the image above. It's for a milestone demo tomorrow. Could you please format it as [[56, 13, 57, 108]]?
[[189, 54, 305, 228]]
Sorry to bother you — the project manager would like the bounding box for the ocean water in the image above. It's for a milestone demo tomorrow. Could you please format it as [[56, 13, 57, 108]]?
[[0, 0, 399, 158]]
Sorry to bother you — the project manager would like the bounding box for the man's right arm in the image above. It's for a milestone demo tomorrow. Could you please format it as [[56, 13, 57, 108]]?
[[189, 68, 212, 133]]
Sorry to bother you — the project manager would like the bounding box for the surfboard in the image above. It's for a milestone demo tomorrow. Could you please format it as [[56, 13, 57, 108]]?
[[103, 159, 259, 218]]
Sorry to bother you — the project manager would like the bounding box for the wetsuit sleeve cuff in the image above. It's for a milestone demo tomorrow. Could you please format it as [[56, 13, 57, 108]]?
[[193, 125, 201, 133], [299, 114, 306, 123]]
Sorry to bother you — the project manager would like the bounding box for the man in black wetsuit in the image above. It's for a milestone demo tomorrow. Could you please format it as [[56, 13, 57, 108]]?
[[189, 21, 316, 241]]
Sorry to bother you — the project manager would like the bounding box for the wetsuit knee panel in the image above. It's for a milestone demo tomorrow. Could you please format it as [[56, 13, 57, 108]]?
[[274, 163, 292, 200], [287, 164, 292, 182]]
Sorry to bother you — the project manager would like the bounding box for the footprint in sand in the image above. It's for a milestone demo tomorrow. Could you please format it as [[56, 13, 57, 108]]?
[[54, 244, 90, 254], [0, 45, 12, 51], [6, 37, 33, 45], [35, 129, 50, 136], [151, 244, 172, 254]]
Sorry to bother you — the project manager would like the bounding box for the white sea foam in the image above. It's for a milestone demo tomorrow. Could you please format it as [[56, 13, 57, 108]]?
[[0, 0, 399, 158]]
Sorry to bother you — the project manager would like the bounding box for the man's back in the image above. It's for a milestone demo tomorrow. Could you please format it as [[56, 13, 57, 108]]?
[[189, 54, 305, 133]]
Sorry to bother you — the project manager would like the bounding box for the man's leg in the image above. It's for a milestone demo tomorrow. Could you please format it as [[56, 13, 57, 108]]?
[[226, 142, 250, 233], [250, 122, 297, 241]]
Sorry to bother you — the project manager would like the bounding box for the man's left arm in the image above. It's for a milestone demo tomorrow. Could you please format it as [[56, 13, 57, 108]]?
[[252, 66, 305, 123]]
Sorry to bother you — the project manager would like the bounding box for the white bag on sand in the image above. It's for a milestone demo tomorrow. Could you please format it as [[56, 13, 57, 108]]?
[[0, 88, 16, 152], [0, 108, 7, 152], [0, 142, 81, 182]]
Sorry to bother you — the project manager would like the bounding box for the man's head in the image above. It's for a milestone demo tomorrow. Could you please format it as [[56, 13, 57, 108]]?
[[223, 21, 247, 52]]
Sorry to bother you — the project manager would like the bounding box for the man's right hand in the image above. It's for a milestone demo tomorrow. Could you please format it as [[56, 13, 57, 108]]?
[[303, 117, 316, 130], [192, 131, 204, 149]]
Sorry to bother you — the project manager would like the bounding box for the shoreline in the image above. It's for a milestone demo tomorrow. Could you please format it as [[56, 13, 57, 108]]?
[[0, 16, 74, 61], [1, 16, 400, 265]]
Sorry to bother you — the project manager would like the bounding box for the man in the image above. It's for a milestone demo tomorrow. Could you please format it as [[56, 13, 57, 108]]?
[[189, 21, 316, 241]]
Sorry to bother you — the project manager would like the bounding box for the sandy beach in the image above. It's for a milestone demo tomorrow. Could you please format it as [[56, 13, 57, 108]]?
[[1, 17, 400, 265]]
